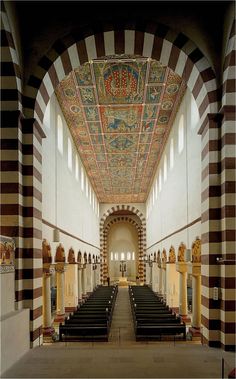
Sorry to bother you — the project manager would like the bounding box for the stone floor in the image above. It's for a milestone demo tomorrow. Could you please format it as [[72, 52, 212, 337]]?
[[3, 287, 235, 379]]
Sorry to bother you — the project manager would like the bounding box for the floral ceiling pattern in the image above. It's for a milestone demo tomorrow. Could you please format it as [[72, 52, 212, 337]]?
[[56, 55, 186, 203]]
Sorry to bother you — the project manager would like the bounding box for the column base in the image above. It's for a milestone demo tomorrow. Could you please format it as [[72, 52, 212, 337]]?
[[65, 306, 77, 313], [54, 314, 65, 323], [43, 326, 55, 336], [43, 326, 56, 343], [171, 307, 179, 314], [180, 314, 191, 324], [189, 327, 201, 338]]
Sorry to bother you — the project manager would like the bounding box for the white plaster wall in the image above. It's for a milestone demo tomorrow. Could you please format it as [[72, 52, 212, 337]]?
[[0, 268, 30, 376], [108, 223, 138, 281], [42, 94, 100, 260], [0, 270, 15, 317], [146, 89, 201, 256], [1, 309, 30, 376]]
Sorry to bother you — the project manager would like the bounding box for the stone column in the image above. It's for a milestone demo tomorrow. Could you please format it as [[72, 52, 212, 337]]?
[[192, 263, 201, 329], [96, 263, 100, 286], [161, 261, 166, 301], [166, 263, 179, 311], [78, 264, 83, 303], [42, 264, 55, 338], [54, 263, 65, 322], [158, 264, 163, 294], [152, 262, 158, 292], [176, 262, 188, 318], [93, 265, 97, 289], [82, 264, 87, 298], [88, 263, 93, 292]]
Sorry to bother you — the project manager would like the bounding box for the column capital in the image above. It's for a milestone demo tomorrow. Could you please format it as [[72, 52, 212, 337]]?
[[43, 263, 55, 276], [55, 262, 66, 273], [187, 262, 201, 276], [176, 261, 188, 273]]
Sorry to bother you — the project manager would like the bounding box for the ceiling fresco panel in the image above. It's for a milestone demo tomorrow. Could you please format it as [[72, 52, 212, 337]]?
[[55, 55, 186, 203]]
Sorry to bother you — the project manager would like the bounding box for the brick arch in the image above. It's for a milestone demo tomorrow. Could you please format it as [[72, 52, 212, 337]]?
[[100, 205, 146, 284], [24, 25, 218, 128]]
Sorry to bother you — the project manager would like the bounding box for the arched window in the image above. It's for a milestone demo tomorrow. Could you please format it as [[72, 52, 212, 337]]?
[[121, 252, 125, 260], [132, 252, 135, 260], [75, 155, 79, 181], [81, 167, 84, 191], [159, 169, 162, 192], [114, 253, 118, 261], [178, 115, 184, 153], [57, 115, 63, 154], [127, 252, 131, 260], [170, 138, 174, 169], [110, 252, 114, 261], [68, 137, 72, 171], [164, 155, 167, 182]]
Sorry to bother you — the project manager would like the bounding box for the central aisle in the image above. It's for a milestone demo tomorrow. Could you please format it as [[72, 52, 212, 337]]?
[[109, 286, 135, 343]]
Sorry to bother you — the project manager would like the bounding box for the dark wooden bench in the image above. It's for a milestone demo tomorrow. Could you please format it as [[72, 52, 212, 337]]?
[[135, 323, 186, 341], [59, 324, 109, 341], [136, 317, 181, 324]]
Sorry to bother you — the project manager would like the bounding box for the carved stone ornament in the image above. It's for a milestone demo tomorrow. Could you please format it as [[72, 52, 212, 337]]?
[[169, 246, 176, 263], [42, 239, 52, 264], [55, 262, 65, 273], [178, 243, 186, 262], [0, 264, 15, 274], [192, 238, 201, 263], [43, 263, 55, 276], [162, 249, 167, 262], [55, 243, 65, 263]]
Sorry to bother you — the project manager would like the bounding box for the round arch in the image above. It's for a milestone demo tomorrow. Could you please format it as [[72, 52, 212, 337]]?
[[99, 205, 146, 284], [24, 25, 218, 129]]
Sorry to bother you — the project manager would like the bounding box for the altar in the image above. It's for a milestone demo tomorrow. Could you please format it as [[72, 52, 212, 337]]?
[[118, 276, 128, 286]]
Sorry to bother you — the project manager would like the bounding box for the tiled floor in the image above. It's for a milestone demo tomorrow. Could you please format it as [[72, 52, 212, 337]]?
[[3, 288, 235, 378]]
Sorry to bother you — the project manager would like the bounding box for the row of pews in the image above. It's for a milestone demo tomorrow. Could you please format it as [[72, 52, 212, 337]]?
[[59, 285, 118, 341], [129, 285, 186, 341]]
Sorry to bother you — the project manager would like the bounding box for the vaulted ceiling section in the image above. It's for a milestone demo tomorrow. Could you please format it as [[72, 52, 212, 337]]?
[[56, 55, 186, 203]]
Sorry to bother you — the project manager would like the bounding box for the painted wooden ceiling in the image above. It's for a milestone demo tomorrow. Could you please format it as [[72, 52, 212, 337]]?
[[56, 55, 186, 203]]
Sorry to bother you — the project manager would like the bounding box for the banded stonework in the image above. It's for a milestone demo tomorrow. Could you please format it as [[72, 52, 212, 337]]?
[[99, 205, 146, 284], [1, 3, 235, 352]]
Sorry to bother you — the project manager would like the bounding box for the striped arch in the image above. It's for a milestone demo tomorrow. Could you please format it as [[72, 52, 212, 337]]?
[[219, 19, 236, 350], [1, 3, 22, 112], [99, 205, 146, 284], [104, 215, 144, 283], [23, 25, 218, 129], [222, 19, 236, 108]]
